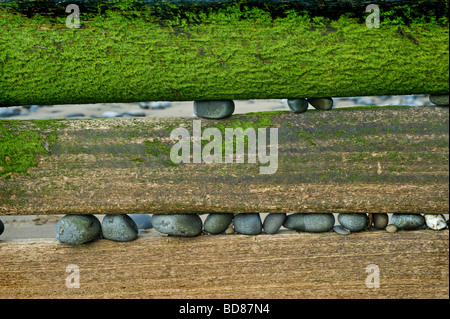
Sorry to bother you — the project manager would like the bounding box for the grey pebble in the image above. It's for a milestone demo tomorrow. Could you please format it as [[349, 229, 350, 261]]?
[[386, 224, 398, 233], [101, 111, 121, 118], [138, 102, 149, 109], [151, 101, 172, 109], [234, 213, 262, 235], [54, 215, 102, 244], [333, 225, 351, 235], [338, 213, 368, 232], [194, 100, 235, 119], [429, 95, 449, 106], [204, 213, 234, 234], [66, 113, 85, 118], [152, 214, 202, 237], [0, 107, 20, 118], [121, 110, 146, 117], [0, 219, 4, 236], [101, 214, 138, 242], [283, 213, 335, 233], [129, 214, 153, 229], [287, 98, 309, 113], [28, 105, 40, 113], [263, 213, 286, 234], [392, 213, 425, 230], [373, 213, 389, 230], [307, 97, 333, 110]]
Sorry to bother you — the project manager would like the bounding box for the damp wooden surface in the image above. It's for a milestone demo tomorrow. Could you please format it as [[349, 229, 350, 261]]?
[[0, 106, 449, 215], [0, 229, 448, 298]]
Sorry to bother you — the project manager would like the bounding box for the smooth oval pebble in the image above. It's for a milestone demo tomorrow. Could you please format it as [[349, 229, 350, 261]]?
[[424, 214, 447, 230], [283, 213, 334, 233], [234, 213, 262, 235], [102, 214, 138, 242], [287, 98, 309, 113], [152, 214, 202, 237], [429, 95, 449, 106], [54, 215, 102, 244], [307, 97, 334, 110], [194, 100, 235, 119], [373, 213, 389, 230], [391, 214, 425, 230], [333, 225, 351, 235], [130, 214, 153, 229], [338, 213, 368, 232], [263, 213, 286, 234], [386, 224, 398, 233], [204, 213, 234, 234], [0, 219, 4, 236]]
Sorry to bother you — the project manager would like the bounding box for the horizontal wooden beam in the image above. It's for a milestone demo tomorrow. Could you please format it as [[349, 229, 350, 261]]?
[[0, 106, 448, 215], [0, 230, 448, 298], [0, 1, 448, 106]]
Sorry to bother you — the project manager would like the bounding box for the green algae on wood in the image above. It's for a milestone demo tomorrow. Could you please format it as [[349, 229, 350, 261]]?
[[0, 1, 448, 106], [0, 120, 64, 179], [0, 106, 448, 215]]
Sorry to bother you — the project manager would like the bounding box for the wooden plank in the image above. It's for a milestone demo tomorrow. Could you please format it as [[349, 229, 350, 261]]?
[[0, 229, 448, 298], [0, 1, 448, 106], [0, 106, 448, 215]]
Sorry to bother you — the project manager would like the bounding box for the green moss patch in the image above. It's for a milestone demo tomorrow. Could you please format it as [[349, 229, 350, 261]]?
[[0, 120, 62, 179], [0, 1, 448, 106]]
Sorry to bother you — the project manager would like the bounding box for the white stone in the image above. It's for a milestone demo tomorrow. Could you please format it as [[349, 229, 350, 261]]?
[[424, 214, 447, 230]]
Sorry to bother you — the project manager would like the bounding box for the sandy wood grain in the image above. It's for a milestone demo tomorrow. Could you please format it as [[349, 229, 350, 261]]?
[[0, 229, 448, 299], [1, 106, 448, 215]]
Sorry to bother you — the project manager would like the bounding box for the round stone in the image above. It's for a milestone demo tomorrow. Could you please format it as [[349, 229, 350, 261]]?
[[333, 225, 351, 235], [101, 214, 138, 242], [263, 213, 286, 234], [129, 214, 153, 229], [307, 97, 334, 110], [391, 214, 425, 230], [194, 100, 235, 119], [373, 213, 389, 230], [287, 99, 309, 113], [0, 219, 4, 236], [424, 214, 447, 230], [152, 214, 202, 237], [54, 215, 102, 244], [204, 213, 234, 234], [283, 213, 335, 233], [429, 95, 449, 106], [234, 213, 262, 235], [386, 224, 398, 233], [338, 213, 368, 232]]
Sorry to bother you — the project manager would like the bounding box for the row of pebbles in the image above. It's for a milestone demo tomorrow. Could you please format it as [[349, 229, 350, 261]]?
[[5, 213, 443, 245], [194, 95, 449, 118], [1, 95, 447, 119]]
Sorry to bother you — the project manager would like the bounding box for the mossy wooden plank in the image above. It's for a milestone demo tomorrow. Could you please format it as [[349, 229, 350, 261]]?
[[0, 1, 448, 106], [0, 230, 448, 298], [0, 106, 448, 215]]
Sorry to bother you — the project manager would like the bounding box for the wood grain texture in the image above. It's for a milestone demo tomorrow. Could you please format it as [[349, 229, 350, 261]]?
[[0, 229, 448, 298], [0, 106, 449, 215]]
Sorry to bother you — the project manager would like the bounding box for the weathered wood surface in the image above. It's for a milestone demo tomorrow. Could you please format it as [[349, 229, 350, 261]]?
[[0, 106, 448, 215], [0, 0, 448, 106], [0, 230, 448, 299]]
